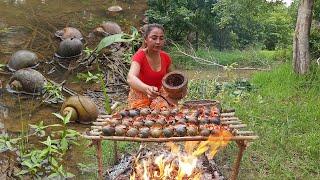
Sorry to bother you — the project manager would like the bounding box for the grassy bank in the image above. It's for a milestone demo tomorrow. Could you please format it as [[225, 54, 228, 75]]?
[[169, 47, 291, 70], [204, 64, 320, 179]]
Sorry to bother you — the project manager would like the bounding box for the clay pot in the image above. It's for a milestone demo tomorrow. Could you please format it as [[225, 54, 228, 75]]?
[[60, 95, 99, 124], [55, 38, 83, 58], [55, 27, 83, 40], [7, 50, 38, 71], [93, 21, 122, 36], [102, 125, 115, 136], [162, 71, 188, 100], [8, 68, 45, 94]]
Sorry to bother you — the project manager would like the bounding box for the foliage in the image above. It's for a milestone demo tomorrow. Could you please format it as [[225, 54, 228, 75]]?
[[14, 112, 79, 178], [0, 134, 19, 152], [146, 0, 294, 50], [43, 81, 64, 102], [77, 71, 103, 83], [146, 0, 217, 43], [76, 70, 111, 114], [95, 27, 141, 53]]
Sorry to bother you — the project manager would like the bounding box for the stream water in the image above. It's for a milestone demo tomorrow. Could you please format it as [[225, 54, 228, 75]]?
[[0, 0, 257, 178]]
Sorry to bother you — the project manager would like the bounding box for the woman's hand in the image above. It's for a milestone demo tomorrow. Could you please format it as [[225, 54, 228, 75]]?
[[145, 86, 159, 99]]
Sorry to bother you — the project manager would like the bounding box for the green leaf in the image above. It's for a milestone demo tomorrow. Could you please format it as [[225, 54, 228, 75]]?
[[50, 157, 59, 168], [60, 138, 69, 153], [96, 33, 133, 53], [16, 169, 30, 176], [52, 113, 64, 121], [47, 172, 59, 179]]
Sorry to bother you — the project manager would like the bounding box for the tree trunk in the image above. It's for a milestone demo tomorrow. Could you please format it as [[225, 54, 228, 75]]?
[[293, 0, 314, 74]]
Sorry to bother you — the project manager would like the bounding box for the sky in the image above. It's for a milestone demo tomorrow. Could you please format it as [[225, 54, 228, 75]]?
[[283, 0, 293, 6], [267, 0, 293, 6]]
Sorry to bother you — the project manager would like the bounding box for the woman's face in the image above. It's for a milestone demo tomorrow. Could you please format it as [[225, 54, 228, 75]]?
[[145, 27, 165, 52]]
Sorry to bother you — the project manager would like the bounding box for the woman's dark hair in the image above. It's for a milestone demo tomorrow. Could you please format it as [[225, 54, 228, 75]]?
[[142, 23, 165, 39]]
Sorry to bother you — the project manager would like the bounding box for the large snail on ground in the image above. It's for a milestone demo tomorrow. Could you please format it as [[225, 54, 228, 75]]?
[[55, 27, 83, 40], [7, 50, 38, 71], [60, 95, 99, 124], [93, 21, 122, 37], [7, 68, 46, 94], [55, 38, 83, 58]]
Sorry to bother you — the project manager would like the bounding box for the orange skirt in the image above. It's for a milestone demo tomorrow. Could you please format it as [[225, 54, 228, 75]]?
[[128, 88, 172, 110]]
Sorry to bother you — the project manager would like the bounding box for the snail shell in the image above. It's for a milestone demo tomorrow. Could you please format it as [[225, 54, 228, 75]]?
[[151, 109, 160, 116], [94, 21, 122, 36], [127, 127, 139, 137], [122, 118, 133, 127], [209, 116, 220, 125], [200, 129, 211, 136], [119, 110, 129, 117], [61, 95, 99, 124], [170, 108, 179, 115], [139, 127, 150, 138], [128, 109, 140, 117], [115, 125, 127, 136], [7, 50, 38, 71], [144, 120, 155, 127], [140, 108, 151, 115], [132, 120, 144, 128], [55, 27, 83, 40], [163, 126, 174, 138], [102, 125, 115, 136], [9, 68, 46, 94], [160, 110, 170, 117], [174, 124, 187, 137], [187, 125, 198, 136], [150, 126, 162, 138]]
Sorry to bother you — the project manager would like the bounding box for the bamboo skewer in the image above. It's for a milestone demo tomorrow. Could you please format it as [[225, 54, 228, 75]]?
[[221, 117, 239, 121], [83, 135, 258, 142], [221, 121, 242, 125], [229, 124, 247, 128], [221, 112, 236, 117]]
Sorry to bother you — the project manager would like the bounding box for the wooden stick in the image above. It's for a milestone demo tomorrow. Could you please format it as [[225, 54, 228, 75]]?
[[229, 124, 247, 128], [99, 115, 112, 118], [221, 117, 239, 121], [82, 135, 258, 142], [221, 121, 242, 125], [89, 131, 101, 136], [221, 112, 236, 117], [93, 122, 109, 126], [235, 131, 254, 135]]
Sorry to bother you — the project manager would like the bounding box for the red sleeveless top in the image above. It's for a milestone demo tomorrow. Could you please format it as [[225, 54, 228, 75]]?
[[132, 50, 171, 89]]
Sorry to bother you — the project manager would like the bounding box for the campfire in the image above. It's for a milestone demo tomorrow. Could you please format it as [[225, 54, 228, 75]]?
[[128, 129, 231, 180]]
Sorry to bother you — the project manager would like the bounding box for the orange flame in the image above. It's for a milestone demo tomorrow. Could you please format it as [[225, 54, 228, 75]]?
[[130, 128, 232, 179]]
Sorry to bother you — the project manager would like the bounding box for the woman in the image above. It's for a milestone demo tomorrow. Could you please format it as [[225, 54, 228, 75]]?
[[127, 23, 174, 109]]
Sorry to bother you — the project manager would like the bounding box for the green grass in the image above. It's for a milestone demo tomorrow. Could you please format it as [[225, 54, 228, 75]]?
[[205, 64, 320, 179], [169, 46, 291, 70]]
